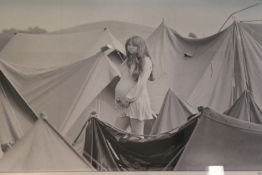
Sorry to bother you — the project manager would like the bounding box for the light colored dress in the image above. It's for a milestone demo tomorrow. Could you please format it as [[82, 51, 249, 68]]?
[[115, 56, 156, 121]]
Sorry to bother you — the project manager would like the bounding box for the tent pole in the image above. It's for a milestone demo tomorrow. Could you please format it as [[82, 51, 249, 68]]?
[[240, 19, 262, 23], [72, 119, 89, 146], [218, 2, 262, 32], [72, 111, 98, 146]]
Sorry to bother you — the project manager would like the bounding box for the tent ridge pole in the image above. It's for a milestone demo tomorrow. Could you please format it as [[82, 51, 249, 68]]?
[[218, 2, 262, 32]]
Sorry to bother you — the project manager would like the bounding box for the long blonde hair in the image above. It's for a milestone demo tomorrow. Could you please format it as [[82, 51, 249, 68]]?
[[125, 36, 154, 82]]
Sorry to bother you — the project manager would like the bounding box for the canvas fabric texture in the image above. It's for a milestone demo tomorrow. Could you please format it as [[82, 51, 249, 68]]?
[[146, 22, 262, 115], [224, 90, 262, 123], [146, 21, 232, 112], [0, 71, 36, 145], [2, 21, 262, 129], [82, 107, 262, 171], [150, 89, 197, 135], [53, 21, 154, 44], [83, 116, 197, 171], [1, 21, 262, 172], [0, 29, 124, 68], [187, 22, 262, 112], [175, 107, 262, 171], [0, 51, 121, 144], [0, 119, 94, 172]]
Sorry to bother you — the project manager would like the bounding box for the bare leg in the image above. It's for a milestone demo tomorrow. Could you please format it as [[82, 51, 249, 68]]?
[[0, 147, 3, 159], [115, 116, 130, 131], [130, 118, 144, 138]]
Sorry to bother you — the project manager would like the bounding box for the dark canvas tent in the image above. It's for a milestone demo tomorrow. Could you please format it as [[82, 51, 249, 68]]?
[[0, 119, 94, 172], [82, 116, 198, 171]]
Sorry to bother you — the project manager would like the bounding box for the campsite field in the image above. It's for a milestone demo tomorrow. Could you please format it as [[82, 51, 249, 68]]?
[[1, 0, 262, 173]]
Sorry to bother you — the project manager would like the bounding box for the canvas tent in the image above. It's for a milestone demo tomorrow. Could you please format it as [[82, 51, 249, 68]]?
[[175, 107, 262, 171], [150, 89, 197, 135], [0, 25, 129, 147], [0, 33, 14, 52], [1, 20, 262, 171], [82, 116, 198, 171], [2, 21, 262, 124], [145, 21, 262, 114], [79, 20, 262, 171], [0, 70, 36, 148], [53, 20, 154, 44], [0, 28, 124, 68], [0, 28, 124, 128], [0, 61, 101, 168], [83, 107, 262, 171], [187, 21, 262, 112], [224, 90, 262, 123], [146, 21, 235, 112], [0, 22, 164, 144], [50, 20, 262, 121], [0, 51, 121, 143], [0, 118, 94, 172], [65, 20, 236, 117]]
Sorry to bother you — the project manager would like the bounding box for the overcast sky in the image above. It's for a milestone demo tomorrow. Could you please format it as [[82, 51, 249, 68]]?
[[0, 0, 261, 37]]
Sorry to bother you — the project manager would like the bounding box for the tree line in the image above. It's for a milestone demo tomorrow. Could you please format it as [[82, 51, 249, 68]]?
[[1, 26, 47, 35]]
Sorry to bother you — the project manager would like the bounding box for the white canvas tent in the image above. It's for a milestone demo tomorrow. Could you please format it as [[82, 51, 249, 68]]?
[[0, 118, 94, 172], [53, 20, 154, 44], [187, 21, 262, 112], [0, 70, 36, 148], [150, 89, 197, 135], [0, 28, 124, 68], [224, 90, 262, 123], [0, 27, 125, 130], [146, 21, 262, 114], [0, 51, 121, 141], [146, 21, 233, 112]]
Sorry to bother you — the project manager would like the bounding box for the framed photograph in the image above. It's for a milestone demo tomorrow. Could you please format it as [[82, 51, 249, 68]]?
[[0, 0, 262, 174]]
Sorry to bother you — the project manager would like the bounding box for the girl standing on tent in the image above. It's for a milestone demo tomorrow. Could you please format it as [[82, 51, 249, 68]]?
[[115, 35, 156, 138]]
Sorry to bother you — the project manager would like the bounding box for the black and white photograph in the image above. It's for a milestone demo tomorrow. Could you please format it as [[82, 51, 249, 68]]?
[[0, 0, 262, 174]]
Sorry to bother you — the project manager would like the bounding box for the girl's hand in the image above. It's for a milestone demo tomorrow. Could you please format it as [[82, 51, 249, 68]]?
[[121, 100, 131, 108], [116, 98, 130, 108], [116, 98, 121, 104]]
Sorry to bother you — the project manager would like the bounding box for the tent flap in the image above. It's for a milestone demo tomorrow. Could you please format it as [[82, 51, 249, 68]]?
[[83, 117, 198, 171]]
